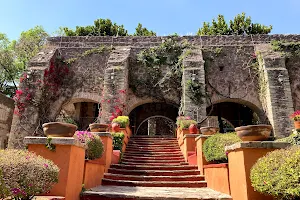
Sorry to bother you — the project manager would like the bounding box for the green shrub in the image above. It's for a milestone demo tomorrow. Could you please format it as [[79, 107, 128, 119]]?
[[276, 130, 300, 145], [112, 132, 125, 151], [179, 119, 197, 129], [0, 149, 59, 199], [176, 116, 191, 126], [112, 116, 130, 128], [74, 131, 104, 160], [203, 132, 241, 163], [63, 117, 78, 126], [250, 146, 300, 199]]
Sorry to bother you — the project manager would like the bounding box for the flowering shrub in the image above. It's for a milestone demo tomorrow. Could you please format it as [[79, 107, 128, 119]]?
[[179, 119, 197, 129], [276, 129, 300, 145], [0, 149, 59, 199], [203, 133, 241, 163], [290, 110, 300, 121], [112, 116, 130, 128], [111, 132, 125, 151], [74, 131, 104, 160], [176, 116, 191, 126], [250, 146, 300, 199]]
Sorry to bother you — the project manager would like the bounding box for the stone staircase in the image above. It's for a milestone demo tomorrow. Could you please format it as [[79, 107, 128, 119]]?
[[102, 136, 206, 187], [81, 136, 232, 200]]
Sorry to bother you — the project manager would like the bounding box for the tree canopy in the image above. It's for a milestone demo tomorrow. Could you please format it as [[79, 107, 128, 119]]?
[[134, 23, 156, 36], [63, 19, 128, 36], [0, 26, 48, 97], [197, 13, 273, 35]]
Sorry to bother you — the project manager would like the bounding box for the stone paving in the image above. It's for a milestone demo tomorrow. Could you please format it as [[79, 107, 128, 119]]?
[[84, 186, 232, 200]]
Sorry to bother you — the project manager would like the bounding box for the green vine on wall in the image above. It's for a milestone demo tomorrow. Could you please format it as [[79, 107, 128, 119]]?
[[130, 38, 190, 99], [271, 40, 300, 57], [45, 137, 56, 152], [186, 79, 206, 105]]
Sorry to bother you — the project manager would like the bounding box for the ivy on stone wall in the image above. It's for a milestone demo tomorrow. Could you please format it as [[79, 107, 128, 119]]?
[[186, 79, 205, 105], [129, 38, 190, 100], [271, 40, 300, 57]]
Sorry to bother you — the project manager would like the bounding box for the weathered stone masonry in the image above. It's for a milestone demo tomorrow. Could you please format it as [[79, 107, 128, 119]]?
[[7, 35, 300, 148], [0, 93, 14, 148]]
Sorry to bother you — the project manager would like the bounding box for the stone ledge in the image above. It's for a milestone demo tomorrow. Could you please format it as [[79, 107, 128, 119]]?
[[225, 141, 291, 152], [195, 135, 211, 142], [183, 134, 201, 139], [24, 137, 85, 148], [92, 132, 113, 139]]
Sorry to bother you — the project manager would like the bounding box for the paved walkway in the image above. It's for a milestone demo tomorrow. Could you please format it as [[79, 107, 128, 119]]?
[[84, 186, 232, 200]]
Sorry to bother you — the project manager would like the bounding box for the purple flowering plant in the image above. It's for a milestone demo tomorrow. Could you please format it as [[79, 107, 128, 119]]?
[[290, 110, 300, 121]]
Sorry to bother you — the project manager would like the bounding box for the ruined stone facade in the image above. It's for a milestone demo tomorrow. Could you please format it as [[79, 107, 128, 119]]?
[[0, 93, 14, 148], [8, 35, 300, 148]]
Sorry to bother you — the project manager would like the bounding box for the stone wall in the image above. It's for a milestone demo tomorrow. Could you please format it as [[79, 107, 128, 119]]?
[[0, 93, 14, 148]]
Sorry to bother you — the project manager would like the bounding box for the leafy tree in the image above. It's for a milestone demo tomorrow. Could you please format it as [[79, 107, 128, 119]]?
[[15, 26, 49, 70], [133, 23, 156, 36], [63, 19, 128, 36], [197, 13, 272, 35], [0, 26, 48, 96]]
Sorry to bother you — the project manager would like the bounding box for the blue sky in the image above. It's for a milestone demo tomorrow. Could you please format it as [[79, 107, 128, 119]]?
[[1, 0, 299, 40]]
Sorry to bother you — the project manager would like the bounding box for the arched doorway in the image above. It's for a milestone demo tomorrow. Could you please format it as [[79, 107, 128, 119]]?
[[206, 101, 267, 133], [129, 102, 178, 136]]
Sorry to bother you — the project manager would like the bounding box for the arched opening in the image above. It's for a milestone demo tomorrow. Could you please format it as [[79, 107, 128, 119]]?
[[206, 101, 266, 133], [57, 100, 100, 130], [129, 102, 179, 136]]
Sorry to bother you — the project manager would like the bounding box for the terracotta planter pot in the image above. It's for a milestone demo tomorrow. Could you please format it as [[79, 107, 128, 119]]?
[[200, 127, 219, 135], [42, 122, 77, 137], [235, 124, 272, 141], [189, 124, 198, 134], [294, 121, 300, 130], [89, 123, 109, 132], [111, 122, 121, 132]]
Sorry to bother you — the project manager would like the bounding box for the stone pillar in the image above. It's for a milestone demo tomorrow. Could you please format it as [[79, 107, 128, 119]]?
[[24, 137, 85, 200], [256, 45, 294, 138], [181, 48, 206, 121], [226, 141, 290, 200], [100, 47, 131, 124]]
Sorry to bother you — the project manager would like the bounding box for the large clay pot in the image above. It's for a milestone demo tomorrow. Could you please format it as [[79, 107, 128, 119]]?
[[189, 124, 198, 134], [294, 121, 300, 130], [89, 123, 109, 132], [111, 122, 120, 132], [235, 124, 272, 141], [42, 122, 77, 137], [200, 126, 219, 135]]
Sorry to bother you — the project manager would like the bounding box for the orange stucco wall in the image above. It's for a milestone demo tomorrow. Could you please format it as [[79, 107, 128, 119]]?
[[228, 148, 275, 200], [183, 136, 197, 162], [83, 161, 105, 189], [28, 144, 85, 200], [204, 164, 231, 195], [196, 137, 210, 174]]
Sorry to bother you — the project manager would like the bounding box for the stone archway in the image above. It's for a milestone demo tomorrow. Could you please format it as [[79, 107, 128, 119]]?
[[205, 99, 269, 133], [128, 102, 179, 136]]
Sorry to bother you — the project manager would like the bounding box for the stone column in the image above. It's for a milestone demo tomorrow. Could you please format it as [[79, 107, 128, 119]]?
[[181, 48, 206, 122], [100, 47, 131, 124], [256, 45, 294, 138]]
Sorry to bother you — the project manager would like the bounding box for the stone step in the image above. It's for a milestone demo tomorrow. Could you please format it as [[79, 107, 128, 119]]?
[[122, 155, 184, 161], [125, 149, 181, 153], [132, 136, 176, 139], [130, 138, 177, 142], [126, 146, 180, 150], [123, 152, 183, 157], [110, 164, 198, 171], [120, 161, 187, 166], [102, 179, 207, 188], [104, 173, 205, 182], [126, 144, 179, 148], [107, 168, 201, 176], [81, 186, 232, 200], [122, 158, 185, 163]]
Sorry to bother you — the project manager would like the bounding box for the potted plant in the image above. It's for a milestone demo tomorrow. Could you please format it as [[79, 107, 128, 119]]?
[[89, 123, 109, 132], [200, 126, 220, 135], [290, 110, 300, 130], [179, 119, 198, 134], [42, 121, 77, 137], [235, 124, 272, 141]]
